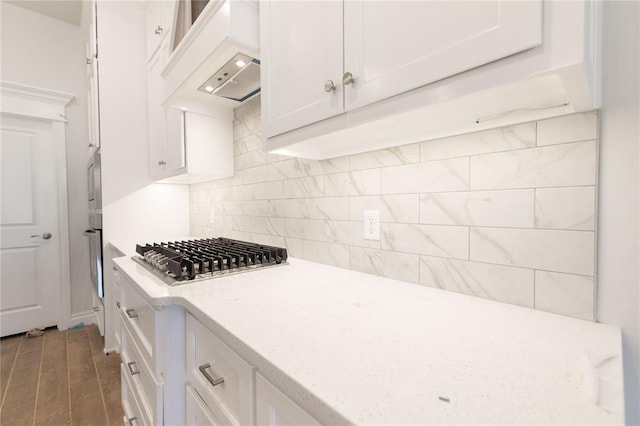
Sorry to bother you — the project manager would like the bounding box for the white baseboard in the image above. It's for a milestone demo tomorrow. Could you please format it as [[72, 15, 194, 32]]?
[[67, 311, 96, 329]]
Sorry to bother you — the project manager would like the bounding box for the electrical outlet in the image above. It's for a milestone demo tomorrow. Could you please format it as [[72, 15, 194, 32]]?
[[364, 210, 380, 240], [209, 208, 215, 224]]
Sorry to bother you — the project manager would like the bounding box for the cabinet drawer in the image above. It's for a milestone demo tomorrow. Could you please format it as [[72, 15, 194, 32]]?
[[120, 275, 160, 369], [121, 362, 150, 426], [186, 314, 254, 426], [112, 281, 122, 350], [121, 318, 163, 426], [256, 373, 320, 426], [186, 385, 224, 426]]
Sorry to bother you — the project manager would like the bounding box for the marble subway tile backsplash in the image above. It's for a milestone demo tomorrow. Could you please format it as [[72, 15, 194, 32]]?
[[190, 97, 598, 321]]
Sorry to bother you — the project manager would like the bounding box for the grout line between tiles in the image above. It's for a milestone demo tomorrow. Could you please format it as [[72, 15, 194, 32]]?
[[0, 335, 21, 410], [66, 331, 72, 425], [89, 328, 111, 425], [31, 332, 46, 426]]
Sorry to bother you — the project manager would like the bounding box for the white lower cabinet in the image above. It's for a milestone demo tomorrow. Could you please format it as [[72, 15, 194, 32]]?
[[91, 291, 104, 336], [256, 374, 320, 426], [116, 269, 322, 425], [186, 385, 223, 426], [121, 319, 163, 425], [116, 267, 189, 425], [186, 313, 254, 425], [121, 361, 149, 426]]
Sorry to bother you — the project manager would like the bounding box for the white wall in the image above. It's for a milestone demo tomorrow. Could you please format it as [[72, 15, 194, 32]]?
[[597, 1, 640, 424], [1, 2, 93, 317]]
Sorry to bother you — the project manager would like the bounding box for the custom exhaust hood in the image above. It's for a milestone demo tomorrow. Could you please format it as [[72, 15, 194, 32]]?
[[162, 0, 259, 118]]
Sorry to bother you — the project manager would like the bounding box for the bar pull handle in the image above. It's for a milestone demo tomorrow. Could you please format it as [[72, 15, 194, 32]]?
[[199, 363, 224, 387], [127, 361, 140, 375], [126, 308, 138, 319]]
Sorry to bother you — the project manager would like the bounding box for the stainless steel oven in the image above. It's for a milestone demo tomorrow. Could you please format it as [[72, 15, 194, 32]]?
[[85, 150, 103, 298]]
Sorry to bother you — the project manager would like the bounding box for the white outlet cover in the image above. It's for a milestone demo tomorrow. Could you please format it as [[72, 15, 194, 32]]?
[[209, 208, 215, 224], [364, 209, 380, 241]]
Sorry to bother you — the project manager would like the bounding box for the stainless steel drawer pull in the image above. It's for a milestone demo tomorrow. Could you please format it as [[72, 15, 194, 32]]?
[[127, 416, 137, 426], [199, 363, 224, 387], [126, 308, 138, 319], [127, 361, 140, 375]]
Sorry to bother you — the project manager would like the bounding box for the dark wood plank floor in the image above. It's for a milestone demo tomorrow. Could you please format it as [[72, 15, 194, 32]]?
[[0, 324, 122, 426]]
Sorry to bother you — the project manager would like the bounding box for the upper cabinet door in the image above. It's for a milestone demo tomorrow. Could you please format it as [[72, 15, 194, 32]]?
[[343, 0, 542, 111], [146, 0, 174, 60], [260, 1, 344, 138]]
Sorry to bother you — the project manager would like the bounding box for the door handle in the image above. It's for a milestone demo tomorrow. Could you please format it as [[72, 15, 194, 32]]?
[[31, 232, 52, 240], [83, 229, 96, 237]]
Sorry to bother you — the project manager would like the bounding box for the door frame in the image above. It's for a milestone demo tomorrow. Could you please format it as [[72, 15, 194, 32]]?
[[1, 81, 73, 331]]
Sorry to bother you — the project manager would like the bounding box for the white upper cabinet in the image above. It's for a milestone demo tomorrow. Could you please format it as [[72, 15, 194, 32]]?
[[86, 0, 100, 153], [343, 1, 541, 111], [146, 0, 175, 60], [262, 0, 541, 140], [261, 1, 600, 160], [145, 0, 234, 184], [147, 36, 184, 180], [260, 1, 344, 137]]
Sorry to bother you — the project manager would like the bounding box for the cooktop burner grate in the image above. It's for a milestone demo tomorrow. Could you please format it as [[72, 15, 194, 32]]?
[[133, 237, 288, 284]]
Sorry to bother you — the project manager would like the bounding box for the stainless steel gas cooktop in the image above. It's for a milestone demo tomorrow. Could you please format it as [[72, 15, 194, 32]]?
[[133, 237, 288, 285]]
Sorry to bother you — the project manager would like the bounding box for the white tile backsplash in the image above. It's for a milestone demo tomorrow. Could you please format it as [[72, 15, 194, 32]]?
[[349, 195, 419, 223], [420, 122, 536, 161], [283, 176, 324, 199], [381, 223, 469, 259], [324, 170, 381, 196], [536, 111, 598, 146], [535, 186, 596, 231], [350, 144, 420, 170], [381, 158, 469, 194], [419, 189, 534, 228], [534, 271, 595, 320], [419, 256, 534, 307], [190, 99, 599, 321], [350, 246, 420, 284], [470, 140, 597, 190], [470, 227, 595, 276]]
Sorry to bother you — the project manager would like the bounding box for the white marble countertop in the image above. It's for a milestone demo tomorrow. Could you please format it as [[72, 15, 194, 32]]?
[[112, 241, 624, 425]]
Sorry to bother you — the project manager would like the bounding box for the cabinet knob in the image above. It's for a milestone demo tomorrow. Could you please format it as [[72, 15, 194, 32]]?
[[126, 308, 138, 319], [155, 25, 163, 35], [324, 80, 336, 93], [342, 72, 355, 86], [86, 58, 93, 65]]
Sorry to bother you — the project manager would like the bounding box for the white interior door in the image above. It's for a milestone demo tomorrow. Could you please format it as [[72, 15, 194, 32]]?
[[1, 114, 62, 336]]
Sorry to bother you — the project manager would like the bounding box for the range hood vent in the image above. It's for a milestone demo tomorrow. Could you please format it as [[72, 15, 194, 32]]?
[[162, 0, 260, 117], [198, 53, 260, 102]]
